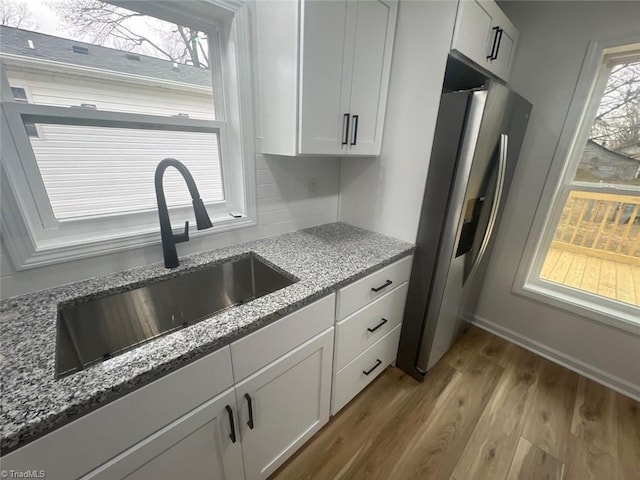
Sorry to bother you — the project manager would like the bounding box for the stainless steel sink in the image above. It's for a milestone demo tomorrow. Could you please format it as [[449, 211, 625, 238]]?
[[56, 253, 296, 378]]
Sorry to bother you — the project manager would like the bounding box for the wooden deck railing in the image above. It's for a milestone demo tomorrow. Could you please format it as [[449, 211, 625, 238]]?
[[552, 189, 640, 265]]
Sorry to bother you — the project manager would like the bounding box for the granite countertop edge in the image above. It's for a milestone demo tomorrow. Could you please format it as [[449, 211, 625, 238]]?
[[0, 222, 415, 453]]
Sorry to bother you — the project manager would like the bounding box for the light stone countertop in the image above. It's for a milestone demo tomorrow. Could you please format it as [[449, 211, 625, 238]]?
[[0, 222, 414, 453]]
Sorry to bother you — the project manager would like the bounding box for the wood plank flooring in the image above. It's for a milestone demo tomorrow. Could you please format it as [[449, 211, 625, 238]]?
[[541, 246, 640, 306], [270, 326, 640, 480]]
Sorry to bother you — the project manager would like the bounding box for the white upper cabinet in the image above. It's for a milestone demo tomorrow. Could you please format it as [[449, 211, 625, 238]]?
[[451, 0, 518, 82], [256, 0, 398, 157], [298, 0, 350, 155]]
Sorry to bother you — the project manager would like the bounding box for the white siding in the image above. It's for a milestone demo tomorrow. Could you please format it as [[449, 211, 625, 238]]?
[[5, 66, 215, 119], [30, 125, 222, 219]]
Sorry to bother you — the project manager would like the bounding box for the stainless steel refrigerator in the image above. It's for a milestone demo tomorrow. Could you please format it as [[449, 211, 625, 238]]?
[[396, 77, 532, 379]]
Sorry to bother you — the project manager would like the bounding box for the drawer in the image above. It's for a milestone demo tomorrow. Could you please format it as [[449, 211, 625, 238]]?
[[337, 255, 413, 320], [2, 346, 233, 480], [335, 282, 408, 371], [331, 324, 402, 415], [230, 293, 335, 382]]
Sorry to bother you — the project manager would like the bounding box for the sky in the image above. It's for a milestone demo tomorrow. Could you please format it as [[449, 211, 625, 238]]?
[[23, 0, 64, 37], [17, 0, 190, 62]]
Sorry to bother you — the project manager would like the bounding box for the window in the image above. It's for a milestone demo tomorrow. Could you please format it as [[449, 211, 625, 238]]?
[[521, 42, 640, 331], [9, 86, 38, 137], [71, 45, 89, 55], [10, 87, 27, 102], [0, 1, 255, 270]]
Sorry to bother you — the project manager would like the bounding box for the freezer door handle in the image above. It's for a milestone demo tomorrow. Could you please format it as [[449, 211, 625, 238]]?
[[468, 133, 508, 279]]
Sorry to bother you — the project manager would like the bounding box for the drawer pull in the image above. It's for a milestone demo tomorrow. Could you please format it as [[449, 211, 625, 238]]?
[[371, 280, 393, 292], [363, 359, 383, 376], [245, 393, 255, 430], [225, 405, 237, 443], [367, 318, 388, 333]]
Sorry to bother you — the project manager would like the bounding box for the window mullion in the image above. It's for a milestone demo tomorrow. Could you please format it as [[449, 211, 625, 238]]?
[[2, 102, 225, 132]]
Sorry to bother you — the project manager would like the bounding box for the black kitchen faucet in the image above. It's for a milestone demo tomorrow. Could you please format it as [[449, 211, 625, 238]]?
[[154, 158, 212, 268]]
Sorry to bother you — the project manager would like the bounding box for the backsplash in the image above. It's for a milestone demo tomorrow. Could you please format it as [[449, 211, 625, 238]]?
[[0, 154, 340, 299]]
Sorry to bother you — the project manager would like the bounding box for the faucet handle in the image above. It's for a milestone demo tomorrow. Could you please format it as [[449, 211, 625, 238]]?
[[174, 221, 190, 244]]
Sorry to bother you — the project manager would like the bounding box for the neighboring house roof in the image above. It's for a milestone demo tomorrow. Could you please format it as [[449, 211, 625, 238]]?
[[0, 25, 211, 87], [583, 139, 640, 165], [617, 140, 640, 161], [579, 139, 640, 182]]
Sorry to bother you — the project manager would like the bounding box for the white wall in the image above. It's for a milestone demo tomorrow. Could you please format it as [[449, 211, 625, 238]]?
[[338, 1, 458, 243], [476, 0, 640, 399], [0, 154, 340, 298]]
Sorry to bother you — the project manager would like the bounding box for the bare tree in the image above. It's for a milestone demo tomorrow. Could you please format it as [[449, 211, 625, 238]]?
[[590, 62, 640, 152], [50, 0, 209, 68], [0, 0, 37, 28]]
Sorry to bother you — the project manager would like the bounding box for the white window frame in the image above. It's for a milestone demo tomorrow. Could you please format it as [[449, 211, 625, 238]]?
[[7, 84, 42, 138], [514, 34, 640, 336], [0, 0, 256, 270]]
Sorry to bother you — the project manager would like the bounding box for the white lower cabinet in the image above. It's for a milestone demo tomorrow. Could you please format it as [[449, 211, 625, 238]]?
[[235, 328, 334, 480], [85, 305, 335, 480], [87, 323, 334, 480], [332, 324, 402, 415], [84, 387, 244, 480]]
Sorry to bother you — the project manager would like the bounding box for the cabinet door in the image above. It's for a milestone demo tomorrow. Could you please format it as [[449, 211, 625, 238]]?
[[486, 17, 517, 82], [299, 0, 350, 155], [83, 388, 245, 480], [236, 328, 334, 480], [346, 0, 398, 156], [451, 0, 494, 70]]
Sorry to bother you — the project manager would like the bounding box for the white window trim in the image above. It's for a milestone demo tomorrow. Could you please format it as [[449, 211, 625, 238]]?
[[513, 32, 640, 337], [6, 83, 43, 138], [1, 0, 256, 270]]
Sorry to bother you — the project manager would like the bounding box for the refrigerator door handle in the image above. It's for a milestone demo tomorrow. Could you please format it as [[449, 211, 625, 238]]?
[[468, 133, 508, 279]]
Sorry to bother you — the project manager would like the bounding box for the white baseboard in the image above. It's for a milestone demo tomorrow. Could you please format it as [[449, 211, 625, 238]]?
[[471, 314, 640, 402]]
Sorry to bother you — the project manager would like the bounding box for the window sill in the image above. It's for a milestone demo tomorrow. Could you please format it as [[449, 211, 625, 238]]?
[[515, 279, 640, 337], [2, 212, 256, 271]]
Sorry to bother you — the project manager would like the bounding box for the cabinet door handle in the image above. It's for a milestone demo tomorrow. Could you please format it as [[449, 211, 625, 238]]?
[[350, 114, 359, 146], [342, 113, 350, 146], [487, 26, 500, 59], [244, 393, 255, 430], [492, 28, 504, 60], [225, 405, 237, 443], [363, 359, 382, 376], [367, 318, 388, 333], [371, 279, 392, 292]]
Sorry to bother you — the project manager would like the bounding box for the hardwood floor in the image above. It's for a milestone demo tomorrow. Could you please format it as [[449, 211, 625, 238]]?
[[270, 326, 640, 480]]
